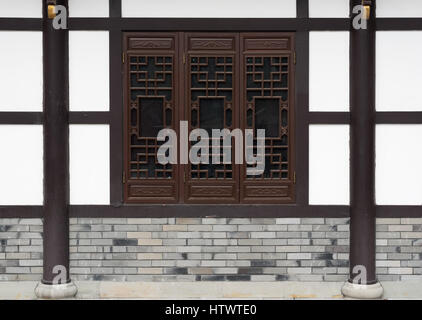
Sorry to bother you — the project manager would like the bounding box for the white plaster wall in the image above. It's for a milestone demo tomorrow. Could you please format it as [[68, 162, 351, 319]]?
[[0, 0, 42, 18], [377, 0, 422, 17], [3, 0, 422, 19], [122, 0, 296, 18], [0, 32, 43, 112], [70, 125, 110, 205], [309, 125, 350, 205], [376, 31, 422, 112], [376, 125, 422, 205], [309, 32, 350, 112], [69, 0, 109, 17], [69, 31, 110, 112], [309, 0, 349, 18], [0, 125, 43, 205]]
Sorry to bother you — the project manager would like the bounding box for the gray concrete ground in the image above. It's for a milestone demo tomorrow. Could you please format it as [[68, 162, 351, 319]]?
[[0, 281, 421, 300]]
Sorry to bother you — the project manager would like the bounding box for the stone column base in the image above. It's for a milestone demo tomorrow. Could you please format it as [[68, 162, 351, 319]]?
[[35, 281, 78, 299], [341, 281, 383, 299]]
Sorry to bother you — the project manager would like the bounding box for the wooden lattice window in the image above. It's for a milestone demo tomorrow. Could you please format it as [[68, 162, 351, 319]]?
[[123, 32, 295, 204], [240, 33, 295, 203]]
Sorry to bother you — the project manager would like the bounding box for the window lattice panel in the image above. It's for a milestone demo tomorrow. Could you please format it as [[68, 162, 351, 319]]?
[[189, 55, 234, 180], [129, 55, 174, 180], [245, 56, 290, 180]]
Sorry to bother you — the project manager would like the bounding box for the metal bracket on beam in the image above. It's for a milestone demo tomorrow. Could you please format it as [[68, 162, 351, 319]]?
[[362, 0, 372, 20], [47, 0, 57, 19]]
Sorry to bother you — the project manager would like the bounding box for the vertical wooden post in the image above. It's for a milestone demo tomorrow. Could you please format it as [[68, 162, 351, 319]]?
[[342, 0, 383, 299], [35, 0, 77, 299]]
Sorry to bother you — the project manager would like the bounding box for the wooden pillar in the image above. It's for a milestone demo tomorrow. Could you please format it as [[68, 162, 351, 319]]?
[[35, 0, 77, 298], [342, 0, 383, 299]]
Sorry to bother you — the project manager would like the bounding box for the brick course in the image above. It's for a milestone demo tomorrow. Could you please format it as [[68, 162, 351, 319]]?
[[71, 218, 350, 281], [0, 218, 43, 281], [1, 217, 421, 282]]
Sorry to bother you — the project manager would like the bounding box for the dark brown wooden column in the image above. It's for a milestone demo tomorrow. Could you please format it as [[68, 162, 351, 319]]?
[[42, 0, 70, 285], [345, 0, 382, 297]]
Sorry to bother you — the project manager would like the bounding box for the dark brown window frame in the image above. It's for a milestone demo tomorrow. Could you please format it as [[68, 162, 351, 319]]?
[[123, 32, 296, 205], [1, 0, 422, 217]]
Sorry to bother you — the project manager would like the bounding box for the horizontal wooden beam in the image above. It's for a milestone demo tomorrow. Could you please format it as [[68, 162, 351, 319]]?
[[0, 206, 43, 218], [0, 112, 43, 124], [68, 18, 118, 30], [1, 205, 421, 218], [68, 205, 349, 218], [308, 18, 350, 30], [2, 17, 422, 32], [376, 112, 422, 124], [69, 112, 112, 124], [67, 18, 352, 32], [377, 18, 422, 30], [376, 206, 422, 218], [2, 111, 422, 125], [0, 18, 43, 30], [309, 112, 350, 124]]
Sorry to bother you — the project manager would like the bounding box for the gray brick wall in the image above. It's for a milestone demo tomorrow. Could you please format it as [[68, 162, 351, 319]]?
[[0, 218, 43, 281], [376, 218, 422, 281], [68, 218, 350, 282], [1, 217, 421, 282]]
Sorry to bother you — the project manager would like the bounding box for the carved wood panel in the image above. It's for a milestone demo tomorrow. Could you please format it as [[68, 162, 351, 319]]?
[[240, 33, 295, 203], [123, 33, 179, 203], [184, 33, 239, 203]]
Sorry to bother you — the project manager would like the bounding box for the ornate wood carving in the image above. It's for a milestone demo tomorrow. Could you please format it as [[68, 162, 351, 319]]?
[[129, 185, 174, 197], [129, 38, 174, 50], [190, 38, 234, 50], [245, 186, 289, 197], [245, 38, 289, 50], [190, 186, 234, 197]]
